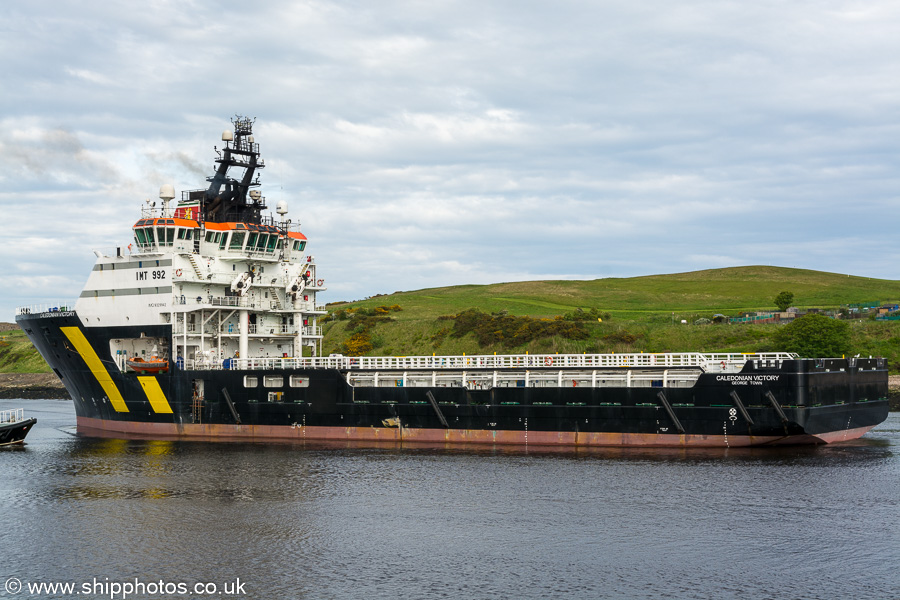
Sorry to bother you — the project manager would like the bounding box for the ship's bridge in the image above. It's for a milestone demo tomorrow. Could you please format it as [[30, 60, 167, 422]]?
[[130, 215, 307, 257], [132, 217, 198, 251]]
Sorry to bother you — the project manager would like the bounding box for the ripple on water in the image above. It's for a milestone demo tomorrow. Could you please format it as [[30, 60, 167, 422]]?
[[2, 400, 898, 600]]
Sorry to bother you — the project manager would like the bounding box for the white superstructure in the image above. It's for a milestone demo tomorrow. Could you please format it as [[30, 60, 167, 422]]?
[[73, 116, 327, 370]]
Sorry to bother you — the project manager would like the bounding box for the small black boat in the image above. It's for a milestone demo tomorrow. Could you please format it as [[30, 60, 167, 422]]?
[[0, 408, 37, 446]]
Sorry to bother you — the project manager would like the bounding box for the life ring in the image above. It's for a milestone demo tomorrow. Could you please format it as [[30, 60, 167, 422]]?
[[317, 279, 324, 287], [174, 268, 183, 277], [545, 356, 553, 366]]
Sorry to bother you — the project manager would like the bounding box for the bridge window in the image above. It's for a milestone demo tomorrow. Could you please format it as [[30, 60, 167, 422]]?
[[229, 232, 245, 250], [256, 234, 268, 250]]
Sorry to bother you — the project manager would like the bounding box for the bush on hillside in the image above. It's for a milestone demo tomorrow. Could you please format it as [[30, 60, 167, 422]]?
[[602, 330, 643, 345], [774, 291, 794, 312], [564, 307, 612, 322], [338, 311, 397, 356], [772, 313, 850, 357], [449, 308, 589, 348], [342, 332, 373, 356]]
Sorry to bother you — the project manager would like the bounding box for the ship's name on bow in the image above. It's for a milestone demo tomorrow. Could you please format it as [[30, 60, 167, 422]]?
[[716, 375, 780, 385]]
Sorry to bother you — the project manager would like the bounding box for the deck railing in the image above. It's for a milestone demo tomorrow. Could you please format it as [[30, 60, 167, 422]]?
[[184, 352, 798, 372], [0, 408, 25, 424], [16, 302, 77, 316]]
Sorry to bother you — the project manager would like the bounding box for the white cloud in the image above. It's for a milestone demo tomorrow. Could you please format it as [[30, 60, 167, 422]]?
[[1, 0, 900, 318]]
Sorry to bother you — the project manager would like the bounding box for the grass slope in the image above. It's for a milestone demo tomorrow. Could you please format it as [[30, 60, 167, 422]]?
[[0, 329, 52, 373], [321, 266, 900, 366], [333, 266, 900, 320]]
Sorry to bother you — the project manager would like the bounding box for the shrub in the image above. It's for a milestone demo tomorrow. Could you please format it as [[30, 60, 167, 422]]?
[[563, 307, 611, 322], [342, 332, 373, 356], [772, 313, 850, 357], [774, 291, 794, 312], [448, 308, 589, 348], [602, 330, 643, 345]]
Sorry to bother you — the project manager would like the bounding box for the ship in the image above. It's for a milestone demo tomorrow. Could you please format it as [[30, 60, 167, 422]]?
[[15, 117, 890, 447]]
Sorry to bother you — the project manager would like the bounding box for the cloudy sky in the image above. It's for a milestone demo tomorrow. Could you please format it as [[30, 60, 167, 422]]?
[[2, 1, 899, 319]]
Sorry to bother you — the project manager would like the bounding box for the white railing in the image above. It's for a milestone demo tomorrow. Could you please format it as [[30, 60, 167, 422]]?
[[245, 248, 279, 258], [16, 302, 78, 316], [252, 325, 300, 335], [174, 324, 303, 336], [347, 368, 706, 390], [188, 352, 798, 372], [172, 296, 263, 309], [295, 303, 327, 313], [0, 408, 25, 424], [210, 296, 247, 307]]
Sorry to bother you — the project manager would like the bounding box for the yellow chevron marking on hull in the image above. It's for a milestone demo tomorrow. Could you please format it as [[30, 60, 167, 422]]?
[[60, 326, 129, 413], [137, 376, 174, 414]]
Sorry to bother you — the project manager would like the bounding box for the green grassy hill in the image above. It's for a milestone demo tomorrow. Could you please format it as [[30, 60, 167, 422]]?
[[320, 266, 900, 365], [0, 328, 52, 373], [3, 266, 900, 373], [337, 266, 900, 320]]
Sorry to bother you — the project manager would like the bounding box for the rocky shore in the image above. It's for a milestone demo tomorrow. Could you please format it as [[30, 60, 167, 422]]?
[[0, 373, 68, 399]]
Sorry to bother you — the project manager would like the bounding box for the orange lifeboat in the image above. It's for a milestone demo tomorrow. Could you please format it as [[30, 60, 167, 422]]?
[[127, 356, 169, 374]]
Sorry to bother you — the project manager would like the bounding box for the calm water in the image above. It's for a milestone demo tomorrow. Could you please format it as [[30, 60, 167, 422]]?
[[1, 399, 899, 600]]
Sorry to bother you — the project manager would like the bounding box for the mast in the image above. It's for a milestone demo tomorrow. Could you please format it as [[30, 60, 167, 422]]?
[[203, 115, 266, 224]]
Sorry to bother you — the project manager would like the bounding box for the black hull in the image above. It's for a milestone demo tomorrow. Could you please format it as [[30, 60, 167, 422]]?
[[17, 313, 891, 447], [0, 418, 36, 446]]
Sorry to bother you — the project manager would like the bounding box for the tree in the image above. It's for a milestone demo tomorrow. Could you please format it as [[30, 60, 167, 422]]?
[[774, 291, 794, 312], [772, 313, 850, 357]]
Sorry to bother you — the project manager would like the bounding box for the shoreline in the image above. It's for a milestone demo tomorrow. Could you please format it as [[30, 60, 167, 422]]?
[[0, 373, 69, 399], [2, 372, 899, 409]]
